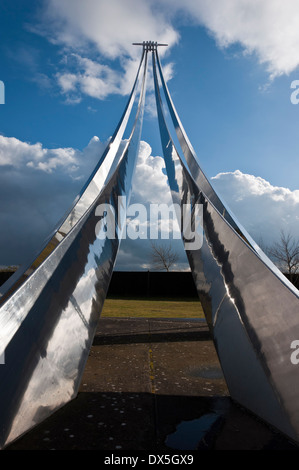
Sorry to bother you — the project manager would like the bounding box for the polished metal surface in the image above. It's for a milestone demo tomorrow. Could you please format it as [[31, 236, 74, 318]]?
[[0, 49, 148, 449], [154, 51, 298, 295], [152, 50, 299, 442], [0, 50, 146, 303]]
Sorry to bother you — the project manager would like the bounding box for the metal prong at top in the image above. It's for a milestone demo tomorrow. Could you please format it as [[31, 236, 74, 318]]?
[[132, 41, 168, 51]]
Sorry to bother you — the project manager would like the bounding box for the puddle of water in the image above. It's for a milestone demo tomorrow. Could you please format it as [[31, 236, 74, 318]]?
[[189, 366, 224, 379], [165, 413, 220, 450]]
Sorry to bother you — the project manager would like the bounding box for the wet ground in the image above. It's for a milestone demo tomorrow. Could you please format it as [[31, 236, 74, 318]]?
[[6, 317, 299, 451]]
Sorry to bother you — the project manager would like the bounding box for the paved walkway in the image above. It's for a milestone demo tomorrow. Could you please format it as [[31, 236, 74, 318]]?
[[6, 318, 299, 451]]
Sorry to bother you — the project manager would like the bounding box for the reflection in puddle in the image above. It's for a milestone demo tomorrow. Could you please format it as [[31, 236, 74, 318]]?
[[165, 413, 220, 450], [189, 366, 224, 379]]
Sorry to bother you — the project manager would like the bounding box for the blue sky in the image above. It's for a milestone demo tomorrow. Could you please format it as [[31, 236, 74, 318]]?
[[0, 0, 299, 270]]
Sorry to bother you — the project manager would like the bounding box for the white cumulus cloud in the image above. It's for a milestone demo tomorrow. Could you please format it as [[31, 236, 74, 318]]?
[[131, 141, 171, 205], [0, 134, 107, 175], [32, 0, 299, 103], [37, 0, 178, 59], [161, 0, 299, 78], [211, 170, 299, 248]]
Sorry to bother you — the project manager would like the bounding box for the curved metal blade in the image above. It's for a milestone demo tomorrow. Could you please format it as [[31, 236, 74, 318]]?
[[0, 50, 149, 449], [153, 48, 299, 443]]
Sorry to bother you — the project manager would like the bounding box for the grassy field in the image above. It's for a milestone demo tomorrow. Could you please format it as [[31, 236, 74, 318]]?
[[101, 297, 205, 319]]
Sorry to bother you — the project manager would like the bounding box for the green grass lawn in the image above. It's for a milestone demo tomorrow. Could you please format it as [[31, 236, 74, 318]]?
[[101, 297, 205, 319]]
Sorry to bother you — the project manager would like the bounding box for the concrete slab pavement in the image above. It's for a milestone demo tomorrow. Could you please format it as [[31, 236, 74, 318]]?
[[5, 317, 299, 451]]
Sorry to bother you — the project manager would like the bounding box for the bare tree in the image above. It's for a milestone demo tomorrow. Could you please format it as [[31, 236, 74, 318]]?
[[150, 241, 179, 272], [268, 230, 299, 285]]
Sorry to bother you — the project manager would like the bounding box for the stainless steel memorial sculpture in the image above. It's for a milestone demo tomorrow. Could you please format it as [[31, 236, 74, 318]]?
[[0, 41, 298, 448]]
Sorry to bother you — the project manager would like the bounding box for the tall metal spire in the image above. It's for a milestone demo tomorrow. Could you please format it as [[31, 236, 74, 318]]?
[[0, 42, 298, 449]]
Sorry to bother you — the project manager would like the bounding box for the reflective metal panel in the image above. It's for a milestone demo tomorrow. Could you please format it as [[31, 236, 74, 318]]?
[[153, 49, 299, 442], [154, 50, 298, 295], [0, 50, 148, 449], [1, 41, 299, 449], [0, 51, 146, 303]]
